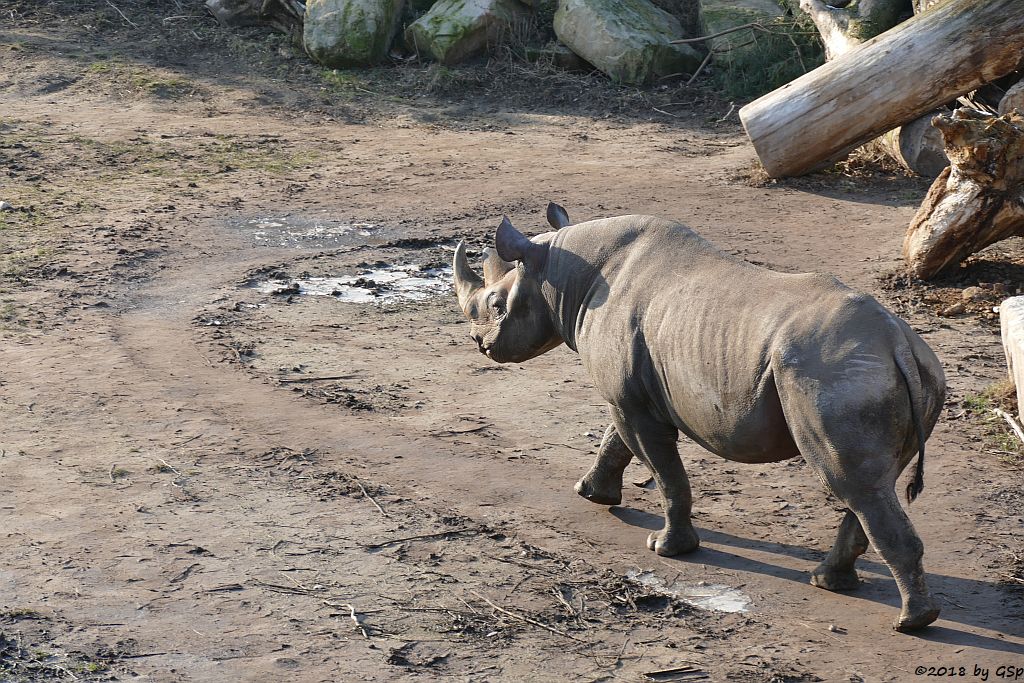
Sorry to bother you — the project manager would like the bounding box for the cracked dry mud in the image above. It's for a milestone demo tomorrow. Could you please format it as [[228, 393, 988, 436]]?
[[1, 1, 1023, 681]]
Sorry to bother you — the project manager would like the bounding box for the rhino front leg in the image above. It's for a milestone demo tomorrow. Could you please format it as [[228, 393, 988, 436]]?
[[575, 423, 634, 506], [611, 407, 699, 556]]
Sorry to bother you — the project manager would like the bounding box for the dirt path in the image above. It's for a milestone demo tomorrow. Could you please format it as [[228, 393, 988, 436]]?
[[2, 4, 1023, 681]]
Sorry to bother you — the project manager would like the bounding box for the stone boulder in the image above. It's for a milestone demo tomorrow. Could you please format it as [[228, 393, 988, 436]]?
[[304, 0, 406, 67], [206, 0, 264, 26], [405, 0, 529, 66], [553, 0, 702, 85]]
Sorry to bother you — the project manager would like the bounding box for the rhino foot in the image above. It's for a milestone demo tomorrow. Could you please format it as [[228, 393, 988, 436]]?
[[893, 601, 940, 632], [574, 475, 622, 506], [810, 566, 860, 591], [646, 527, 699, 556]]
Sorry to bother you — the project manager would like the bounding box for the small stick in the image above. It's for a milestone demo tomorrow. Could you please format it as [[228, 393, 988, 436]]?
[[686, 48, 715, 86], [176, 434, 202, 446], [470, 590, 586, 642], [363, 527, 480, 549], [333, 602, 369, 639], [157, 458, 183, 477], [993, 408, 1024, 444], [105, 0, 138, 27], [276, 374, 360, 383], [671, 21, 762, 44], [109, 464, 117, 482], [354, 478, 388, 517]]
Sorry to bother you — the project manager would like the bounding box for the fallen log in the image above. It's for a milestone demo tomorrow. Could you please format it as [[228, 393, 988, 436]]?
[[868, 111, 949, 177], [739, 0, 1024, 178], [902, 109, 1024, 279], [800, 0, 947, 177]]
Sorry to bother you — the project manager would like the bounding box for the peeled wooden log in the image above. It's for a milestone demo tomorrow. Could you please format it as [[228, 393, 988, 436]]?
[[903, 109, 1024, 279], [1000, 297, 1024, 421], [740, 0, 1024, 178], [868, 111, 949, 177], [800, 0, 947, 177]]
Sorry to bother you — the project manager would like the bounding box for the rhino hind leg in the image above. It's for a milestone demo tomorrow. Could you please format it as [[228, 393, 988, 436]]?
[[575, 423, 633, 506], [773, 359, 938, 631], [811, 510, 868, 591], [610, 407, 699, 556]]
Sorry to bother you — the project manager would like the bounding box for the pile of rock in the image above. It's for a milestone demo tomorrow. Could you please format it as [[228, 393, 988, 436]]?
[[206, 0, 707, 85]]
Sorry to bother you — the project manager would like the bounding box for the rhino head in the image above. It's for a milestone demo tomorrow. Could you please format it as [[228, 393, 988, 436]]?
[[452, 203, 571, 363]]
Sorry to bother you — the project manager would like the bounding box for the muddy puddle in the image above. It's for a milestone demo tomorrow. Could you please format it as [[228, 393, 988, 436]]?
[[626, 569, 751, 613], [232, 215, 387, 249], [256, 264, 453, 304]]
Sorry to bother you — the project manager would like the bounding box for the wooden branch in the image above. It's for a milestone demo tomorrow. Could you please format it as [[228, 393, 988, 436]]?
[[740, 0, 1024, 178], [903, 109, 1024, 279]]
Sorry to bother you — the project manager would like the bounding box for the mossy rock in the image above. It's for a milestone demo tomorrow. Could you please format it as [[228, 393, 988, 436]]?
[[553, 0, 702, 85], [404, 0, 529, 66], [304, 0, 406, 67]]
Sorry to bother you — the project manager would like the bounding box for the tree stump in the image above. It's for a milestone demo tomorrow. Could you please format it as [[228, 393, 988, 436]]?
[[903, 109, 1024, 279]]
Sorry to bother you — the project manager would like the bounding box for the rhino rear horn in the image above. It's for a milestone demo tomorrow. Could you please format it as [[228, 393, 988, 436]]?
[[452, 241, 483, 311], [495, 216, 547, 270], [546, 202, 570, 229], [482, 247, 515, 285]]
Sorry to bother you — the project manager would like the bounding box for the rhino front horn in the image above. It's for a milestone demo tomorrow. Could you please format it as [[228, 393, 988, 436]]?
[[453, 241, 483, 311]]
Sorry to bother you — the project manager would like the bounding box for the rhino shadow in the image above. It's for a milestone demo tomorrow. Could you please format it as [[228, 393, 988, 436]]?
[[609, 505, 1024, 653]]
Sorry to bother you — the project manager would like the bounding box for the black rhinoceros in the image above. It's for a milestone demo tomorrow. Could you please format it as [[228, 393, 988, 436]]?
[[452, 204, 946, 632]]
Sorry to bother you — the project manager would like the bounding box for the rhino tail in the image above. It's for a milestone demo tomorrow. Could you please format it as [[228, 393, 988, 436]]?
[[893, 328, 927, 504]]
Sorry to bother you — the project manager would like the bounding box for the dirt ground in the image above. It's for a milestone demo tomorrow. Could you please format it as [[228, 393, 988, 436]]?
[[1, 2, 1023, 681]]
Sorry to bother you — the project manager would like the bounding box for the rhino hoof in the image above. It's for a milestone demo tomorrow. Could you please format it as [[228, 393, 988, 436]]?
[[647, 529, 699, 556], [893, 605, 940, 632], [810, 567, 861, 592], [574, 478, 622, 506]]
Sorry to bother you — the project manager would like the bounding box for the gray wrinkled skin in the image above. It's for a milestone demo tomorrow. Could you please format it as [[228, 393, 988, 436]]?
[[453, 207, 946, 632]]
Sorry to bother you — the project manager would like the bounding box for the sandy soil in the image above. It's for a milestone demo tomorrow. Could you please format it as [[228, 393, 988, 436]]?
[[1, 2, 1022, 681]]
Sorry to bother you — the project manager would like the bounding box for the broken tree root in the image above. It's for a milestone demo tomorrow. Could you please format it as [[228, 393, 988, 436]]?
[[903, 108, 1024, 279]]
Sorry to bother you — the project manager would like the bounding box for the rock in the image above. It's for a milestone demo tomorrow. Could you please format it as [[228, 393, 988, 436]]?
[[939, 302, 965, 317], [553, 0, 703, 85], [524, 41, 593, 72], [0, 201, 13, 211], [304, 0, 406, 67], [405, 0, 529, 65], [962, 286, 988, 302], [999, 80, 1024, 116], [205, 0, 263, 26], [1000, 296, 1024, 419]]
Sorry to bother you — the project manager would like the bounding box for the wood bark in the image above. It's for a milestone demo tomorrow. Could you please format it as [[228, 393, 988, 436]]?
[[903, 109, 1024, 279], [739, 0, 1024, 178], [868, 111, 949, 177]]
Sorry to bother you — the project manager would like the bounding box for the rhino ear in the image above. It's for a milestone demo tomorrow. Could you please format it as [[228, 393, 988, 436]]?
[[546, 202, 570, 230], [482, 247, 515, 285], [496, 216, 547, 270]]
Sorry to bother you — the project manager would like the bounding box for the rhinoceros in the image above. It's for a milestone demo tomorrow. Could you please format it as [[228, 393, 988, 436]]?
[[452, 203, 946, 631]]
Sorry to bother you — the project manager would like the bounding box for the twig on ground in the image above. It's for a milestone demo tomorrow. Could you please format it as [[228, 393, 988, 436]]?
[[157, 458, 183, 477], [470, 590, 586, 642], [363, 527, 481, 549], [354, 478, 388, 517], [176, 434, 202, 446], [993, 408, 1024, 444], [109, 464, 117, 483], [686, 49, 715, 86], [430, 424, 491, 436], [327, 601, 369, 639], [276, 374, 360, 383], [105, 0, 138, 28]]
